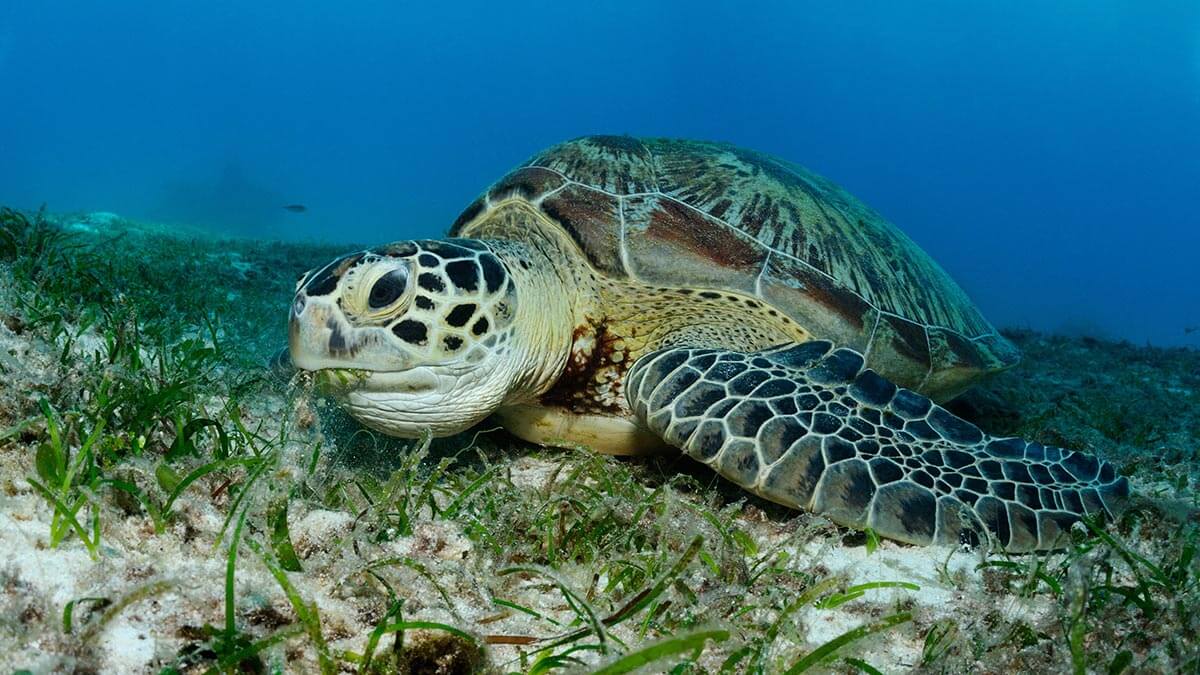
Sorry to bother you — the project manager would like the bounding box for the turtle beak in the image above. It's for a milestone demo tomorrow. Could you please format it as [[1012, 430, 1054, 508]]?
[[288, 291, 339, 371], [289, 287, 421, 374], [289, 288, 359, 370]]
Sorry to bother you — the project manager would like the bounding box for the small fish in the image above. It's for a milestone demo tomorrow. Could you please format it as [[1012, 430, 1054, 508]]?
[[282, 204, 307, 213], [1186, 326, 1198, 335]]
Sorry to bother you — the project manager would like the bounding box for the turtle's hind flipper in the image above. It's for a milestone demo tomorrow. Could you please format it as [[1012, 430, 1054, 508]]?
[[626, 341, 1130, 552]]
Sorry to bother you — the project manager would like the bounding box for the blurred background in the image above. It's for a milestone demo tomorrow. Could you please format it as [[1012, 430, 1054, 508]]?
[[0, 1, 1197, 345]]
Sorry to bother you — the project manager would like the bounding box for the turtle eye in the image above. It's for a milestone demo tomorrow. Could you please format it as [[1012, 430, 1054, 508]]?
[[368, 269, 407, 309]]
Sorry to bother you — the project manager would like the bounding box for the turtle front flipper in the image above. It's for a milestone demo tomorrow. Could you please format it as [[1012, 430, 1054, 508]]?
[[626, 341, 1130, 552]]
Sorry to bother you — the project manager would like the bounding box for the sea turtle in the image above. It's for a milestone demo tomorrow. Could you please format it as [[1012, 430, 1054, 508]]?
[[288, 136, 1129, 551]]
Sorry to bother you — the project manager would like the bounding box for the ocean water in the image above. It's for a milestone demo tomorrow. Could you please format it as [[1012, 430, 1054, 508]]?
[[1, 1, 1197, 347], [4, 5, 1200, 670]]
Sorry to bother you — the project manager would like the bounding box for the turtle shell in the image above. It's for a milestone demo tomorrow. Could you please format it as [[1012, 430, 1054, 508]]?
[[450, 135, 1019, 398]]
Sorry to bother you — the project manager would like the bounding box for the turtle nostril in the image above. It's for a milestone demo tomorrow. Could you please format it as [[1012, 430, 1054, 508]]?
[[292, 294, 307, 316]]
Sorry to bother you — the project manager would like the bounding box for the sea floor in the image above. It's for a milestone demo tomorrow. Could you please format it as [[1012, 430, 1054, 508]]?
[[0, 210, 1196, 674]]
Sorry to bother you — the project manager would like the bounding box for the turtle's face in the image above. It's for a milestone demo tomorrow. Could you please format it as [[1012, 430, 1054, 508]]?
[[289, 239, 520, 437]]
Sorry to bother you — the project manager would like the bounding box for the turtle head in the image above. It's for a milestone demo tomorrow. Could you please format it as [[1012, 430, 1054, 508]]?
[[289, 239, 522, 437]]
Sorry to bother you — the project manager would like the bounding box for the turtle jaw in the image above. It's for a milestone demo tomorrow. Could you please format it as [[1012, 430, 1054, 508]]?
[[309, 365, 437, 397], [301, 359, 512, 438], [294, 357, 511, 439], [288, 293, 413, 374], [339, 363, 508, 438], [289, 296, 439, 396]]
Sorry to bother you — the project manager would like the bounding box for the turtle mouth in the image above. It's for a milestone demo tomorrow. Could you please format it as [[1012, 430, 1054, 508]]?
[[310, 364, 440, 395], [312, 367, 372, 393]]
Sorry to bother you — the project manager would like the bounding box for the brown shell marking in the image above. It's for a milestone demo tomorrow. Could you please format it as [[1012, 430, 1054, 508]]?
[[539, 184, 627, 278], [757, 250, 875, 345], [924, 327, 1020, 398], [622, 194, 766, 295]]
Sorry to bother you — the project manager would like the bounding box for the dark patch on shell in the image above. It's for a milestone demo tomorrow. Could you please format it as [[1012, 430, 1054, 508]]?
[[587, 134, 648, 153], [539, 184, 627, 277], [760, 253, 875, 334], [527, 135, 657, 194], [645, 197, 763, 269], [449, 197, 485, 234], [486, 166, 565, 203]]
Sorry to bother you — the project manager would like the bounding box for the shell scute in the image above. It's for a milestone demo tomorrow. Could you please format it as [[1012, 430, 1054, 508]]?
[[526, 135, 657, 195], [758, 251, 875, 351], [646, 139, 989, 336], [924, 326, 992, 397], [538, 184, 626, 278], [867, 313, 932, 390], [622, 193, 766, 294], [487, 166, 565, 203]]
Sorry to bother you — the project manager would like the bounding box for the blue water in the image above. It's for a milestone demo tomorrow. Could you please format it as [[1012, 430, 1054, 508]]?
[[1, 1, 1197, 346]]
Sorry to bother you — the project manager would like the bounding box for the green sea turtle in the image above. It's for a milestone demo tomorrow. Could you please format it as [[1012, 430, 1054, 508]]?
[[288, 136, 1129, 552]]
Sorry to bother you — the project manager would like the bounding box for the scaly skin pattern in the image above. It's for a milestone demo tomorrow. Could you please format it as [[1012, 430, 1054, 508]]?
[[289, 237, 574, 437], [626, 341, 1131, 552]]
